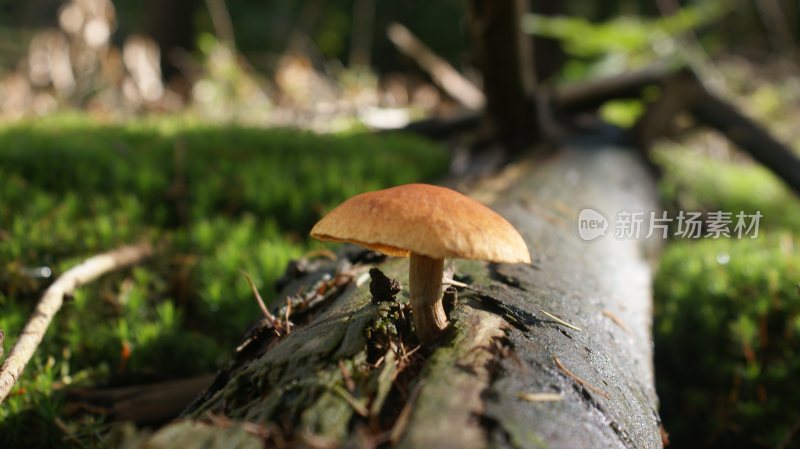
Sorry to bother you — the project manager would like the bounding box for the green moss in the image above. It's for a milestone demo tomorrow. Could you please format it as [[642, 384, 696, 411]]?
[[653, 148, 800, 230], [653, 147, 800, 447], [0, 115, 449, 448]]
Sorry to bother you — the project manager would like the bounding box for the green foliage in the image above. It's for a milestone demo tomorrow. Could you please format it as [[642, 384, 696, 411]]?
[[653, 147, 800, 448], [654, 148, 800, 230], [523, 1, 726, 78], [598, 99, 645, 128], [522, 2, 726, 127], [0, 115, 449, 448], [523, 3, 723, 58]]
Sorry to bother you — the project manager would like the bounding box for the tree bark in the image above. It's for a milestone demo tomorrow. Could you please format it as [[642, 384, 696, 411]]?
[[145, 0, 201, 81], [113, 139, 664, 449], [466, 0, 538, 147], [530, 0, 566, 82]]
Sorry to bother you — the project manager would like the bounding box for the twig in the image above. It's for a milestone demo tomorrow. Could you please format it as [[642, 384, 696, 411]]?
[[0, 242, 154, 404], [386, 23, 486, 110], [301, 249, 337, 260], [517, 391, 564, 402], [553, 356, 608, 399], [443, 277, 471, 289], [602, 309, 632, 334], [539, 309, 582, 332], [389, 381, 424, 444], [332, 384, 369, 417], [54, 417, 83, 446], [204, 0, 236, 46], [239, 270, 278, 325]]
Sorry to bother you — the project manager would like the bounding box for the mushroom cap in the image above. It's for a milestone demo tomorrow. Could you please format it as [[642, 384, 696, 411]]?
[[310, 183, 531, 263]]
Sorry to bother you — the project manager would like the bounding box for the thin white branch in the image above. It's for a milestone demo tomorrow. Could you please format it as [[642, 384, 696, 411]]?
[[387, 23, 486, 110], [0, 242, 154, 403]]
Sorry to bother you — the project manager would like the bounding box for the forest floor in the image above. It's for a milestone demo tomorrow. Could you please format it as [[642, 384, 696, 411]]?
[[0, 59, 799, 448]]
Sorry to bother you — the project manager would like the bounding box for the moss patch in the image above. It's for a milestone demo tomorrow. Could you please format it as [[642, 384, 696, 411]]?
[[0, 115, 449, 448], [653, 146, 800, 448]]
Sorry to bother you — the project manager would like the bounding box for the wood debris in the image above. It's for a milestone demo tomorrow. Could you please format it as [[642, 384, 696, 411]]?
[[517, 391, 564, 402], [540, 309, 582, 332], [554, 356, 609, 400]]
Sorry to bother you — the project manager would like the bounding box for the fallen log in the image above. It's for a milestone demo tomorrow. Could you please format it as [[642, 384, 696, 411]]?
[[112, 138, 664, 449]]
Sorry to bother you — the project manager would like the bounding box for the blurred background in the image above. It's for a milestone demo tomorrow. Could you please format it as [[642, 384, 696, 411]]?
[[0, 0, 798, 448]]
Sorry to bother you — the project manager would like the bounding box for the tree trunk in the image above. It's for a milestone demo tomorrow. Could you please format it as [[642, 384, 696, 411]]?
[[112, 138, 664, 449], [145, 0, 201, 81], [530, 0, 566, 82], [466, 0, 538, 147]]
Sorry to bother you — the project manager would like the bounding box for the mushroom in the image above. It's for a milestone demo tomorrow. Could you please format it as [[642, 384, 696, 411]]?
[[310, 183, 530, 343]]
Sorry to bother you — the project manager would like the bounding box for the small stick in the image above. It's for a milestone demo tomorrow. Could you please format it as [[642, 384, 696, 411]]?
[[332, 384, 369, 417], [553, 356, 608, 399], [602, 309, 632, 334], [204, 0, 236, 45], [517, 391, 564, 402], [338, 360, 356, 393], [0, 242, 154, 404], [301, 249, 337, 260], [240, 270, 278, 324], [442, 277, 471, 289], [389, 381, 424, 444], [386, 23, 486, 110], [540, 309, 582, 332]]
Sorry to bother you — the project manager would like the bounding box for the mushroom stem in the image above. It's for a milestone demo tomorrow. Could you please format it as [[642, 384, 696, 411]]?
[[409, 253, 448, 343]]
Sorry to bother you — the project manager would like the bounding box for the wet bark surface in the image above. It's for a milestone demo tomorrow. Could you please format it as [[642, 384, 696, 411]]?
[[477, 143, 662, 449], [112, 140, 663, 449]]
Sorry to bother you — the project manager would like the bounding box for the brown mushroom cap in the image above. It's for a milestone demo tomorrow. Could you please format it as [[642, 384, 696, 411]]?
[[310, 183, 531, 263]]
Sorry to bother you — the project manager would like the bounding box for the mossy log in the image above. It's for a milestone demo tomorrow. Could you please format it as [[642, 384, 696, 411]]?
[[114, 141, 663, 449]]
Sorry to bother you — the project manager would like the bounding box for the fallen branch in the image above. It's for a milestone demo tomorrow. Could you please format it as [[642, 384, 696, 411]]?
[[380, 113, 481, 139], [390, 65, 674, 139], [387, 22, 486, 110], [635, 69, 800, 195], [552, 64, 673, 113], [689, 83, 800, 195], [65, 374, 214, 425], [0, 242, 154, 403]]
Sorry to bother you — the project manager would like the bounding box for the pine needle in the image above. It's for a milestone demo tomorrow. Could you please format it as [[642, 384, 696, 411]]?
[[517, 392, 564, 402], [540, 309, 582, 332], [553, 356, 608, 399]]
